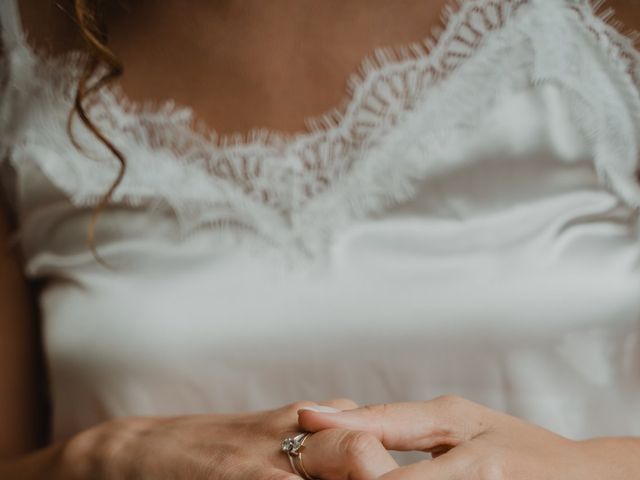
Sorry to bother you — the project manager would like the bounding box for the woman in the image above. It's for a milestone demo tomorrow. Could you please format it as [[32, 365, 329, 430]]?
[[1, 0, 640, 478]]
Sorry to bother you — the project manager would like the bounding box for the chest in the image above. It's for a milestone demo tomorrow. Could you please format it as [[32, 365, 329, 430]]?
[[106, 0, 449, 137]]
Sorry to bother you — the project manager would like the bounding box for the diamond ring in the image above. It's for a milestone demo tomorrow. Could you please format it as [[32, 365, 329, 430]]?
[[281, 432, 316, 479]]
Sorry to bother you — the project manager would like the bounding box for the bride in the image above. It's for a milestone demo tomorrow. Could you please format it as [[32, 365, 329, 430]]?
[[1, 0, 640, 478]]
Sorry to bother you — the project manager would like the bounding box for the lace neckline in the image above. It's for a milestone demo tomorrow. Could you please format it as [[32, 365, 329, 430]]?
[[80, 0, 637, 156], [6, 0, 640, 263], [43, 0, 527, 155]]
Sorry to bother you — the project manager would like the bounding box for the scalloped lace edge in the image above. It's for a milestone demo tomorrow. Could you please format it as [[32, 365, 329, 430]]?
[[2, 0, 640, 262]]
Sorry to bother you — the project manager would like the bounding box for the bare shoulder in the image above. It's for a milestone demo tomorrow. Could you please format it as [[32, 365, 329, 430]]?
[[605, 0, 640, 32]]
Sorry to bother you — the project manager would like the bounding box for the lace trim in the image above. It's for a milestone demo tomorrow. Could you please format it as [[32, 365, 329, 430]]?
[[2, 0, 640, 260], [567, 0, 640, 206]]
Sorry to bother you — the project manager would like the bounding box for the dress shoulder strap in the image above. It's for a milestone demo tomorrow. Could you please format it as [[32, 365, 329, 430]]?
[[0, 0, 34, 163], [0, 0, 30, 55]]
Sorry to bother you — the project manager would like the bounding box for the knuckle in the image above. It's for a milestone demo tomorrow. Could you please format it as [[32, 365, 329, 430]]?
[[361, 402, 385, 416], [432, 395, 482, 425], [427, 396, 472, 442], [338, 430, 381, 461], [433, 394, 468, 411], [477, 455, 509, 480]]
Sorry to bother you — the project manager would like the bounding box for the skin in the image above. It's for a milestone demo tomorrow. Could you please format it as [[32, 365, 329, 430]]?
[[2, 0, 640, 478], [299, 397, 640, 479], [0, 197, 45, 457]]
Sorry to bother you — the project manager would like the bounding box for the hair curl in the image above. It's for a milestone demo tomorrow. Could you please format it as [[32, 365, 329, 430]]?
[[69, 0, 125, 261]]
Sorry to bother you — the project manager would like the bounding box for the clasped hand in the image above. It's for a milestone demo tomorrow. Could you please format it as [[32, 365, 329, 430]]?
[[296, 396, 636, 480], [64, 396, 637, 479]]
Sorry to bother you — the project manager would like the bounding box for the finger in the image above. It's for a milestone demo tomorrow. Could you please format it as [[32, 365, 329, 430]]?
[[277, 400, 321, 425], [376, 456, 465, 480], [273, 400, 323, 446], [301, 429, 399, 480], [294, 398, 358, 416], [299, 396, 488, 452]]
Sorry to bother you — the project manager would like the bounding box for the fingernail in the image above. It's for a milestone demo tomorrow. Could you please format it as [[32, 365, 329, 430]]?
[[298, 406, 342, 414]]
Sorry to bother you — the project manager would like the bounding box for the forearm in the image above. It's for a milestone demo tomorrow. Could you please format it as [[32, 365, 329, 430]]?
[[0, 442, 76, 480]]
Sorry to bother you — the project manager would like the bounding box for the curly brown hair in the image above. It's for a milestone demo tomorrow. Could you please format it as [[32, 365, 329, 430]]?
[[70, 0, 125, 260]]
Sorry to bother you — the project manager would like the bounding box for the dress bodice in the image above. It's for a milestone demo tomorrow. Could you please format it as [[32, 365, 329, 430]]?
[[1, 0, 640, 448]]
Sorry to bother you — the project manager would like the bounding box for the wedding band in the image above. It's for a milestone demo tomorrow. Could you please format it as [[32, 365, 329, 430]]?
[[281, 433, 317, 479]]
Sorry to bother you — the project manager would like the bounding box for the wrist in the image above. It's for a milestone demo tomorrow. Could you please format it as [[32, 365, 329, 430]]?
[[58, 424, 105, 480], [60, 417, 152, 480], [0, 442, 82, 480]]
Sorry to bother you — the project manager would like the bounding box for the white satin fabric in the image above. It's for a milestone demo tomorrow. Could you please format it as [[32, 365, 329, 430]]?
[[1, 0, 640, 451], [37, 83, 640, 443]]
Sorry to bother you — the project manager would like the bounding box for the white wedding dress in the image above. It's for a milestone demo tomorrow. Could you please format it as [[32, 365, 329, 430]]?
[[1, 0, 640, 452]]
